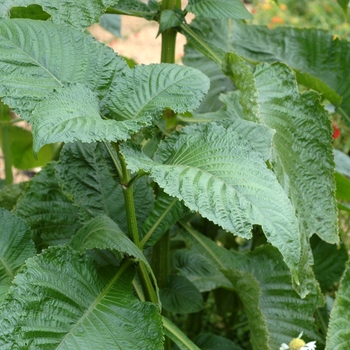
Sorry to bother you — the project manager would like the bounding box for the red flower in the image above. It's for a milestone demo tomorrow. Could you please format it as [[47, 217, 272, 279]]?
[[333, 125, 341, 139]]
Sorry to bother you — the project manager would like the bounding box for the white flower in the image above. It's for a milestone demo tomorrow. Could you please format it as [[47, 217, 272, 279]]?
[[279, 332, 316, 350]]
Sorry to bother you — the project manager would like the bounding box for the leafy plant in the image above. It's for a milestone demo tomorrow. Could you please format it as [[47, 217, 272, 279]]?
[[0, 0, 349, 349]]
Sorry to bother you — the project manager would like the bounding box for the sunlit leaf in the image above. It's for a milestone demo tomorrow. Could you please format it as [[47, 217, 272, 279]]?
[[0, 246, 163, 349]]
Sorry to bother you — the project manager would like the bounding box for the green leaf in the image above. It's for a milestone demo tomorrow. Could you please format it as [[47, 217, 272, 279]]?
[[107, 64, 210, 120], [2, 125, 56, 169], [1, 0, 118, 29], [70, 215, 148, 265], [141, 189, 186, 248], [0, 246, 163, 349], [56, 142, 154, 234], [311, 235, 348, 292], [14, 162, 82, 248], [181, 225, 323, 349], [0, 182, 27, 211], [229, 23, 350, 124], [186, 0, 252, 19], [121, 123, 302, 277], [99, 13, 121, 37], [9, 4, 50, 20], [326, 261, 350, 349], [32, 84, 151, 155], [173, 249, 232, 292], [111, 0, 157, 20], [335, 172, 350, 201], [159, 275, 204, 314], [158, 9, 184, 36], [334, 149, 350, 177], [0, 208, 35, 301], [162, 317, 201, 350], [254, 63, 338, 244], [337, 0, 349, 16], [182, 45, 235, 113], [0, 19, 127, 121], [222, 52, 260, 122], [193, 333, 243, 350]]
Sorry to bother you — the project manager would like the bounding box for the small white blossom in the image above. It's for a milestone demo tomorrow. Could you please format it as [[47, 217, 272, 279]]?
[[279, 332, 316, 350]]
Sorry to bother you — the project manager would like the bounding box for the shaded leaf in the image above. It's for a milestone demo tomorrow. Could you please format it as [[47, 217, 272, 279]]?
[[0, 208, 35, 301], [334, 149, 350, 177], [32, 84, 151, 155], [107, 64, 210, 121], [0, 246, 163, 349], [71, 215, 148, 265], [56, 142, 154, 234], [158, 10, 183, 36], [0, 19, 127, 121], [142, 189, 186, 248], [1, 0, 117, 29], [186, 0, 252, 19], [121, 123, 302, 277], [0, 182, 27, 211], [335, 172, 350, 201], [326, 262, 350, 349], [9, 4, 50, 20], [194, 333, 243, 350], [111, 0, 157, 20], [14, 162, 81, 248], [163, 317, 200, 350], [337, 0, 349, 16], [311, 235, 348, 292], [160, 275, 204, 314]]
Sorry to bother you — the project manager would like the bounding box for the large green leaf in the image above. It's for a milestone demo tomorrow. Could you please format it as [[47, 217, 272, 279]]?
[[159, 275, 204, 314], [56, 142, 154, 234], [14, 162, 82, 248], [326, 262, 350, 349], [185, 0, 252, 19], [121, 123, 302, 277], [254, 63, 337, 244], [181, 225, 323, 350], [0, 208, 35, 301], [0, 246, 163, 349], [70, 215, 148, 265], [0, 0, 117, 29], [32, 84, 151, 155], [0, 19, 127, 120], [229, 23, 350, 124], [106, 64, 210, 120]]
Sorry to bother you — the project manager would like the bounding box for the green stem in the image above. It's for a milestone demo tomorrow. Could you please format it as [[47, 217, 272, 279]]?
[[105, 7, 155, 18], [0, 100, 13, 185]]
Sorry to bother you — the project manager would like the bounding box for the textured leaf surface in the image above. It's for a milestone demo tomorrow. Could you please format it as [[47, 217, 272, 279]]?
[[107, 64, 210, 120], [160, 275, 204, 314], [254, 63, 337, 243], [229, 23, 350, 124], [326, 262, 350, 349], [71, 215, 148, 265], [0, 19, 127, 120], [0, 182, 27, 211], [32, 84, 151, 154], [182, 226, 323, 350], [121, 123, 301, 275], [0, 0, 117, 29], [142, 190, 185, 248], [56, 142, 154, 234], [0, 246, 163, 349], [14, 162, 81, 248], [186, 0, 252, 19], [111, 0, 156, 20], [0, 208, 35, 301]]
